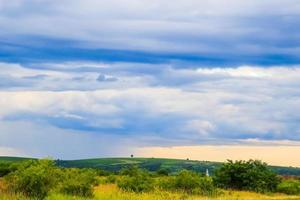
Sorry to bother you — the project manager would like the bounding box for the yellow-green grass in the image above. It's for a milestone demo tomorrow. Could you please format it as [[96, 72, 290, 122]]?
[[1, 181, 300, 200], [93, 184, 300, 200]]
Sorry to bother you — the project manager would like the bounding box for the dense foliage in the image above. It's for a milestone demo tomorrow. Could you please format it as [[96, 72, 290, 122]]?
[[213, 160, 280, 193], [277, 179, 300, 195], [5, 160, 58, 199], [4, 159, 97, 199], [156, 168, 169, 176], [157, 170, 218, 196], [1, 158, 299, 199], [57, 168, 97, 197], [0, 162, 18, 177], [117, 166, 154, 192]]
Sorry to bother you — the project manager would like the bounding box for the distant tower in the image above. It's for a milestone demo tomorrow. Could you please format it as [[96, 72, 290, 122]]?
[[206, 169, 210, 177]]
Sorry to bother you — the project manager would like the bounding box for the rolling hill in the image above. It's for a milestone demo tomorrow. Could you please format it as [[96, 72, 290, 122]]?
[[1, 156, 300, 176]]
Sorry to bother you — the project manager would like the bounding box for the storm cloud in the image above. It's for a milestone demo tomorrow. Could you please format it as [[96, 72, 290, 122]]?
[[1, 0, 300, 159]]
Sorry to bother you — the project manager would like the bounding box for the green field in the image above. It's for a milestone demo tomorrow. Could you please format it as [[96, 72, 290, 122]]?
[[57, 157, 220, 174], [1, 156, 300, 176]]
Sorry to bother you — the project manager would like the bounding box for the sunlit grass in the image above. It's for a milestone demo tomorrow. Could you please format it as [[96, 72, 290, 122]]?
[[93, 184, 300, 200], [1, 181, 300, 200]]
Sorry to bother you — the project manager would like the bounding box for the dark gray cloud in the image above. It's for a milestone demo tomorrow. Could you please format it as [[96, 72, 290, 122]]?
[[1, 0, 300, 158], [1, 0, 300, 65], [97, 74, 118, 82]]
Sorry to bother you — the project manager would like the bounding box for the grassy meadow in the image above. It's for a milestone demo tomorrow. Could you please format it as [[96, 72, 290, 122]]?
[[1, 182, 300, 200], [94, 184, 300, 200]]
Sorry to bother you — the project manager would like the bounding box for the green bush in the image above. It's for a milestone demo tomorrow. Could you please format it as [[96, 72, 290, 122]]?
[[157, 170, 218, 196], [0, 162, 20, 177], [0, 162, 12, 177], [57, 168, 97, 197], [213, 160, 280, 193], [3, 159, 98, 199], [277, 180, 300, 195], [105, 175, 117, 184], [156, 168, 169, 176], [174, 170, 200, 193], [96, 169, 110, 176], [119, 166, 141, 176], [174, 170, 217, 195], [5, 159, 59, 199], [117, 167, 154, 192]]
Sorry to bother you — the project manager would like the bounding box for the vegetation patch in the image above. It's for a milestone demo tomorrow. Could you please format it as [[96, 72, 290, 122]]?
[[214, 160, 280, 193], [0, 158, 299, 199], [277, 180, 300, 195]]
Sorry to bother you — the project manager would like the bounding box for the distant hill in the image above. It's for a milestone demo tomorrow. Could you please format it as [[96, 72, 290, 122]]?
[[56, 158, 221, 174], [1, 156, 300, 176], [0, 156, 35, 162]]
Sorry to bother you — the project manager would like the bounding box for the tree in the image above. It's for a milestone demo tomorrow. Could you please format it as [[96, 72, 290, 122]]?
[[5, 159, 59, 199], [118, 166, 154, 192], [277, 179, 300, 195], [57, 168, 97, 197], [213, 160, 280, 193], [4, 159, 98, 199], [156, 168, 169, 176], [0, 162, 10, 177], [174, 170, 216, 195]]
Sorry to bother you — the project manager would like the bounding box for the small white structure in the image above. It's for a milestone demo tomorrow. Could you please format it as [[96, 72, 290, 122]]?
[[206, 168, 210, 177]]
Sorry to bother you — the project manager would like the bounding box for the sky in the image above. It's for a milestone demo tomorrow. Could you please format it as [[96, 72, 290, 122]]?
[[1, 0, 300, 166]]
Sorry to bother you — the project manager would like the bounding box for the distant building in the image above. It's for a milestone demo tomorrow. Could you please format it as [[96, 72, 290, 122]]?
[[206, 168, 210, 177], [130, 154, 134, 158]]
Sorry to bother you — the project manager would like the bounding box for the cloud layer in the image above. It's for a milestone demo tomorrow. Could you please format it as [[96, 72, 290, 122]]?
[[1, 0, 300, 160], [1, 0, 300, 65], [1, 61, 300, 158]]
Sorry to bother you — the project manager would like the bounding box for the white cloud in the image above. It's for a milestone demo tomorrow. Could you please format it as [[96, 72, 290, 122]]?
[[1, 0, 300, 158], [1, 61, 300, 157]]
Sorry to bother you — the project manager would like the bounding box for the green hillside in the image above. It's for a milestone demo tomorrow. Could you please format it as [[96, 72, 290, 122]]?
[[1, 156, 300, 176], [56, 157, 300, 176], [57, 158, 220, 174], [0, 156, 34, 162]]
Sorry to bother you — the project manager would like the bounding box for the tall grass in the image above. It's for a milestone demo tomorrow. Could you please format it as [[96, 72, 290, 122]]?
[[94, 184, 300, 200], [1, 183, 300, 200]]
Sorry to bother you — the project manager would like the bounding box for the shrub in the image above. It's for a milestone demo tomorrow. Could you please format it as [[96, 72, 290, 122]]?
[[105, 175, 117, 184], [157, 170, 218, 196], [96, 169, 110, 176], [0, 162, 12, 177], [5, 159, 58, 199], [117, 167, 154, 192], [119, 166, 140, 176], [174, 170, 201, 193], [156, 168, 169, 176], [174, 170, 217, 195], [4, 160, 98, 199], [57, 168, 97, 197], [277, 180, 300, 195], [213, 160, 280, 193], [0, 162, 19, 177]]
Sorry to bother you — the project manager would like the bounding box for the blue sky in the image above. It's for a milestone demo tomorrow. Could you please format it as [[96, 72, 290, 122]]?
[[1, 0, 300, 163]]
